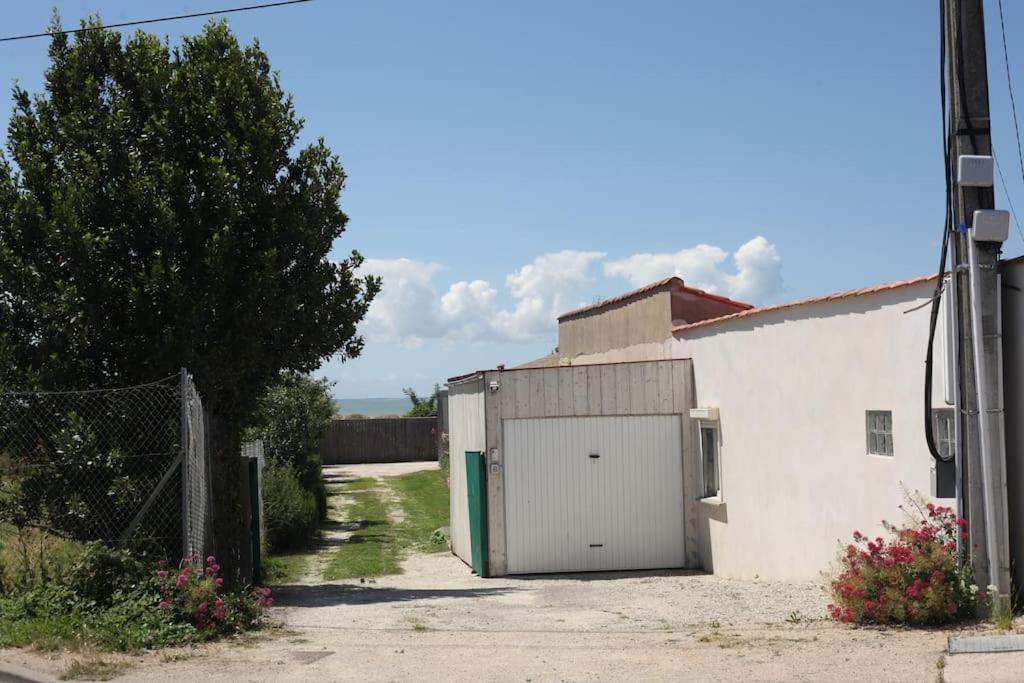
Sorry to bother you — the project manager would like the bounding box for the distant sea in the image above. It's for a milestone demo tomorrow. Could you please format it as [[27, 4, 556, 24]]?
[[333, 397, 412, 418]]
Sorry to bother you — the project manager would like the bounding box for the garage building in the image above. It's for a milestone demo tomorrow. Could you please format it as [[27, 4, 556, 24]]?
[[448, 360, 699, 576]]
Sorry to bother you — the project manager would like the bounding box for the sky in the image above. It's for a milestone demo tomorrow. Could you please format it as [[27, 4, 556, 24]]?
[[3, 1, 1024, 398]]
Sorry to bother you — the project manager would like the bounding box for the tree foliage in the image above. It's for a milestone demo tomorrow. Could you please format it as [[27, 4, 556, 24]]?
[[0, 16, 378, 413], [0, 16, 379, 576], [402, 385, 439, 418]]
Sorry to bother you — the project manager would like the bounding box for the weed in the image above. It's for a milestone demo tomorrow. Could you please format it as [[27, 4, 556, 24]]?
[[786, 611, 803, 624], [991, 596, 1015, 630], [60, 659, 130, 681]]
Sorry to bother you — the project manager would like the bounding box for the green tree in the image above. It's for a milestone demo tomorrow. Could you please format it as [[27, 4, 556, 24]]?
[[402, 385, 439, 418], [0, 17, 379, 579]]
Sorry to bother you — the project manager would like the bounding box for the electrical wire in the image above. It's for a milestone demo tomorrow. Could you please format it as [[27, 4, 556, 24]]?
[[0, 0, 312, 43], [924, 0, 955, 463], [993, 150, 1024, 244], [996, 0, 1024, 188]]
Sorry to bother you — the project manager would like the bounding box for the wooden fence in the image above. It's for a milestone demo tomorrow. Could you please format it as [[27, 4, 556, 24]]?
[[319, 417, 438, 465]]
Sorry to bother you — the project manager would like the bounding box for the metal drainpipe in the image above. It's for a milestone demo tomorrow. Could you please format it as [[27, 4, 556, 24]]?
[[967, 235, 1002, 590]]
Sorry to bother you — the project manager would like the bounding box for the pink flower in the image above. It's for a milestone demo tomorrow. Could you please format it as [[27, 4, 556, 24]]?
[[212, 564, 221, 573], [206, 555, 216, 565], [157, 560, 167, 568], [198, 602, 208, 612], [215, 577, 224, 587], [158, 600, 170, 609], [175, 574, 188, 588], [206, 566, 215, 574], [157, 570, 168, 579]]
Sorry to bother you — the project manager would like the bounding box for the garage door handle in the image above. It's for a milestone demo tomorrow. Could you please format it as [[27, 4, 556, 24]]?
[[588, 453, 600, 459], [589, 543, 603, 548]]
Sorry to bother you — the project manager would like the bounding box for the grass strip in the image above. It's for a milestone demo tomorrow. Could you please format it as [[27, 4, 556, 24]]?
[[388, 469, 450, 554], [262, 552, 312, 584], [322, 480, 401, 580]]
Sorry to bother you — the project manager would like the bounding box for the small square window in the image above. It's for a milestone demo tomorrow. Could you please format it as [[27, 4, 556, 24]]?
[[866, 410, 893, 456], [700, 423, 720, 499], [932, 409, 955, 461]]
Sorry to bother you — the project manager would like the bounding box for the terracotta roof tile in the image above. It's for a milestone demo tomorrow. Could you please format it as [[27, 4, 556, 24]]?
[[558, 277, 751, 322], [672, 273, 939, 334]]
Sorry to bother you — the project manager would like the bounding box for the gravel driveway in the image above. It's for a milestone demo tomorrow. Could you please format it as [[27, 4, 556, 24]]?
[[3, 470, 1019, 681]]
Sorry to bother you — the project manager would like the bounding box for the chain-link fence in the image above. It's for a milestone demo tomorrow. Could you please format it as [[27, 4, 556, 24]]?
[[0, 370, 212, 560]]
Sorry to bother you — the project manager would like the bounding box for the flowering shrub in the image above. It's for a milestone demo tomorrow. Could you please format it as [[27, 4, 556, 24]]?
[[155, 556, 272, 635], [828, 502, 986, 625]]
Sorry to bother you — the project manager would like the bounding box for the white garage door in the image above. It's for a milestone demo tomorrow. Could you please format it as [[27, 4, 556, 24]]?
[[503, 415, 685, 574]]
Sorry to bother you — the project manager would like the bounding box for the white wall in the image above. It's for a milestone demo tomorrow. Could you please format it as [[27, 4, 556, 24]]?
[[447, 376, 486, 565], [671, 280, 950, 581]]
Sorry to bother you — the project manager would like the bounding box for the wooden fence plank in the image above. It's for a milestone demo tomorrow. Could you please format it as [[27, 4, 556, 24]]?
[[319, 417, 438, 465]]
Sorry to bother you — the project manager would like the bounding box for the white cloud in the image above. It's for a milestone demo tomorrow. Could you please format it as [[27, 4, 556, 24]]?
[[356, 238, 782, 347], [603, 236, 783, 304], [357, 250, 604, 346]]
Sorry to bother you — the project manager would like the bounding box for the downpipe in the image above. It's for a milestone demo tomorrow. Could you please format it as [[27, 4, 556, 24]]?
[[967, 235, 1009, 593]]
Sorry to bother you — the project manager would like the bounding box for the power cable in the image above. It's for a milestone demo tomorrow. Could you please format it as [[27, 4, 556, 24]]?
[[996, 0, 1024, 188], [0, 0, 312, 43], [993, 150, 1024, 244], [924, 0, 955, 463]]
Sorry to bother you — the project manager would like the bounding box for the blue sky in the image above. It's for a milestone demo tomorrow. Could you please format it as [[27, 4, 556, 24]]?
[[3, 1, 1024, 397]]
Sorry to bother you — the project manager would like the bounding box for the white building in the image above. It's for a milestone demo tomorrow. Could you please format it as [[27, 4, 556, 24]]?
[[447, 261, 1024, 582]]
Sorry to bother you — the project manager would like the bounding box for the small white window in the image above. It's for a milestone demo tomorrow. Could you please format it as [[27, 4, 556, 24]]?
[[866, 410, 893, 456], [932, 409, 955, 460], [700, 423, 721, 499]]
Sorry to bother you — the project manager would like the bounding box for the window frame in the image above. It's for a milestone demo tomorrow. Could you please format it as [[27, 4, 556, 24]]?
[[865, 410, 894, 457], [699, 421, 721, 501], [931, 408, 955, 461]]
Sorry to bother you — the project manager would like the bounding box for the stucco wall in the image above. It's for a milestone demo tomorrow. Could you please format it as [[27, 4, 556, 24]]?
[[671, 280, 950, 581]]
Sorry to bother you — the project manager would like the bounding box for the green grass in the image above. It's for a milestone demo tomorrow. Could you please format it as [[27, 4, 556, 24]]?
[[388, 469, 450, 554], [321, 469, 449, 580], [322, 482, 402, 580], [337, 477, 378, 492], [263, 552, 312, 584]]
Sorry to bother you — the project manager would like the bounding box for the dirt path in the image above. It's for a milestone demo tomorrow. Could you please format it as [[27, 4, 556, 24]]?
[[297, 462, 438, 584]]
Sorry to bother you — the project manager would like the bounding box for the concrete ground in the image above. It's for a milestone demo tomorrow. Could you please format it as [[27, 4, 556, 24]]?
[[2, 461, 1021, 681], [323, 461, 440, 481]]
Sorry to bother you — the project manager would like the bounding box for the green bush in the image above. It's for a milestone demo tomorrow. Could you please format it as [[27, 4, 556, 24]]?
[[65, 543, 150, 607], [263, 464, 318, 553], [246, 372, 333, 520]]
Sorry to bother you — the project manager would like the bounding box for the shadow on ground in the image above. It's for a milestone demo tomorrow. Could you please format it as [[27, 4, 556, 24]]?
[[508, 568, 707, 582], [272, 583, 518, 608]]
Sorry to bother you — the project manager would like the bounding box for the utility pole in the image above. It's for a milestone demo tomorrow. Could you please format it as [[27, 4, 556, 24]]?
[[945, 0, 1012, 597]]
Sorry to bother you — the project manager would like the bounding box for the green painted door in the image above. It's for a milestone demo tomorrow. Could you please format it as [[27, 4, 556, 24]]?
[[465, 451, 489, 577]]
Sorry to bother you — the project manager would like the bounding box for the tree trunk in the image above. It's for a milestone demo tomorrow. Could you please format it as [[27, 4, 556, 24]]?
[[206, 412, 252, 586]]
